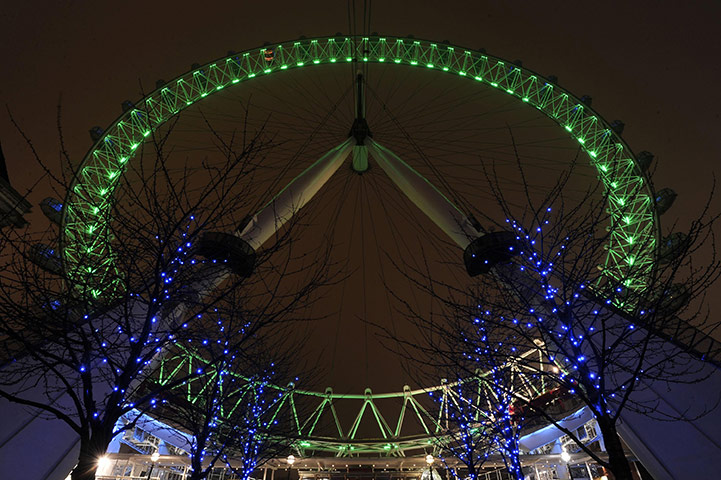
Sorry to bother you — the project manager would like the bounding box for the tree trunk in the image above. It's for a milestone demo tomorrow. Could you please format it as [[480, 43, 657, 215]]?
[[72, 439, 107, 480], [188, 458, 207, 480], [72, 429, 115, 480], [596, 417, 634, 480], [505, 456, 525, 480], [501, 440, 525, 480]]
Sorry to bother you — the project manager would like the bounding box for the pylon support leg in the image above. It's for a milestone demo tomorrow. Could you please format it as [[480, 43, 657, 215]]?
[[239, 138, 354, 249], [367, 139, 480, 248]]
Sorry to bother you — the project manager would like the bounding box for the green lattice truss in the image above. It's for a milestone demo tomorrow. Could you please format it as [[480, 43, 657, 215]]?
[[156, 345, 552, 457], [62, 35, 658, 296]]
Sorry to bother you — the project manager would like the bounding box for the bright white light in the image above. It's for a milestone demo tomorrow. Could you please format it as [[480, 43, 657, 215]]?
[[151, 451, 160, 462], [97, 456, 112, 475], [560, 451, 571, 462], [425, 454, 434, 465], [552, 366, 559, 373], [287, 454, 296, 466], [600, 476, 608, 480]]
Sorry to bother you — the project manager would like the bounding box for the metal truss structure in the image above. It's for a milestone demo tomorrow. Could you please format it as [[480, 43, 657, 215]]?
[[154, 346, 554, 457], [62, 35, 659, 299]]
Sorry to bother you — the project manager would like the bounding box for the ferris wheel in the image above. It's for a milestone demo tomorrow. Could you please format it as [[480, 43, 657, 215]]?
[[59, 35, 665, 456]]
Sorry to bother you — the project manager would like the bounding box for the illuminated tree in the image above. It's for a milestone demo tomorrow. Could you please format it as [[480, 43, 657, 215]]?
[[0, 116, 332, 480], [394, 159, 719, 480], [412, 294, 532, 479], [433, 370, 525, 480], [153, 308, 302, 480], [159, 365, 291, 480]]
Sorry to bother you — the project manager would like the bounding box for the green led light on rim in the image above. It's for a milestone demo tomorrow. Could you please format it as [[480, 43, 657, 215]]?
[[61, 35, 659, 295]]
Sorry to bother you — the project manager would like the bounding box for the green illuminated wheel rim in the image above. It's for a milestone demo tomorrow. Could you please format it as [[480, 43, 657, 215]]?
[[62, 35, 659, 296], [61, 34, 662, 456]]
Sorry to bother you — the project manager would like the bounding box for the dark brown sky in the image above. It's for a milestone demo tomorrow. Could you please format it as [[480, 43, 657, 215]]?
[[2, 1, 719, 397]]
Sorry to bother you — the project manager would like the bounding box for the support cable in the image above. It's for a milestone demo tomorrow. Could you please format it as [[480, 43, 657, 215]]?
[[365, 85, 476, 223], [330, 174, 363, 380], [248, 84, 353, 217], [360, 177, 370, 386]]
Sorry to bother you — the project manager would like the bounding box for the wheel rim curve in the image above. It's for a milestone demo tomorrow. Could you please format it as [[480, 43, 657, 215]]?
[[61, 35, 659, 297], [60, 36, 661, 452]]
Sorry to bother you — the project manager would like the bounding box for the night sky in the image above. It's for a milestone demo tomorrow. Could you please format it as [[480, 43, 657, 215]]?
[[2, 1, 719, 397]]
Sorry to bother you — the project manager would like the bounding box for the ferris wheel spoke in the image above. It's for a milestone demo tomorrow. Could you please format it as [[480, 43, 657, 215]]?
[[367, 139, 481, 249], [238, 138, 354, 250]]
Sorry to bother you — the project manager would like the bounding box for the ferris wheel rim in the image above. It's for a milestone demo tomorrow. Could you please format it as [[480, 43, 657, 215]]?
[[56, 34, 665, 456], [61, 34, 660, 297], [60, 34, 661, 393]]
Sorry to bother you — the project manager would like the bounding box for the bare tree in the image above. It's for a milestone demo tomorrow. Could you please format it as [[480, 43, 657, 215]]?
[[431, 371, 525, 480], [390, 156, 720, 480], [0, 113, 333, 480], [150, 300, 309, 480]]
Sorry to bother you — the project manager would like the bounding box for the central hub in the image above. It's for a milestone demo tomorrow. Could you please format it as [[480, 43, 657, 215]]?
[[349, 72, 372, 173], [349, 116, 372, 145]]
